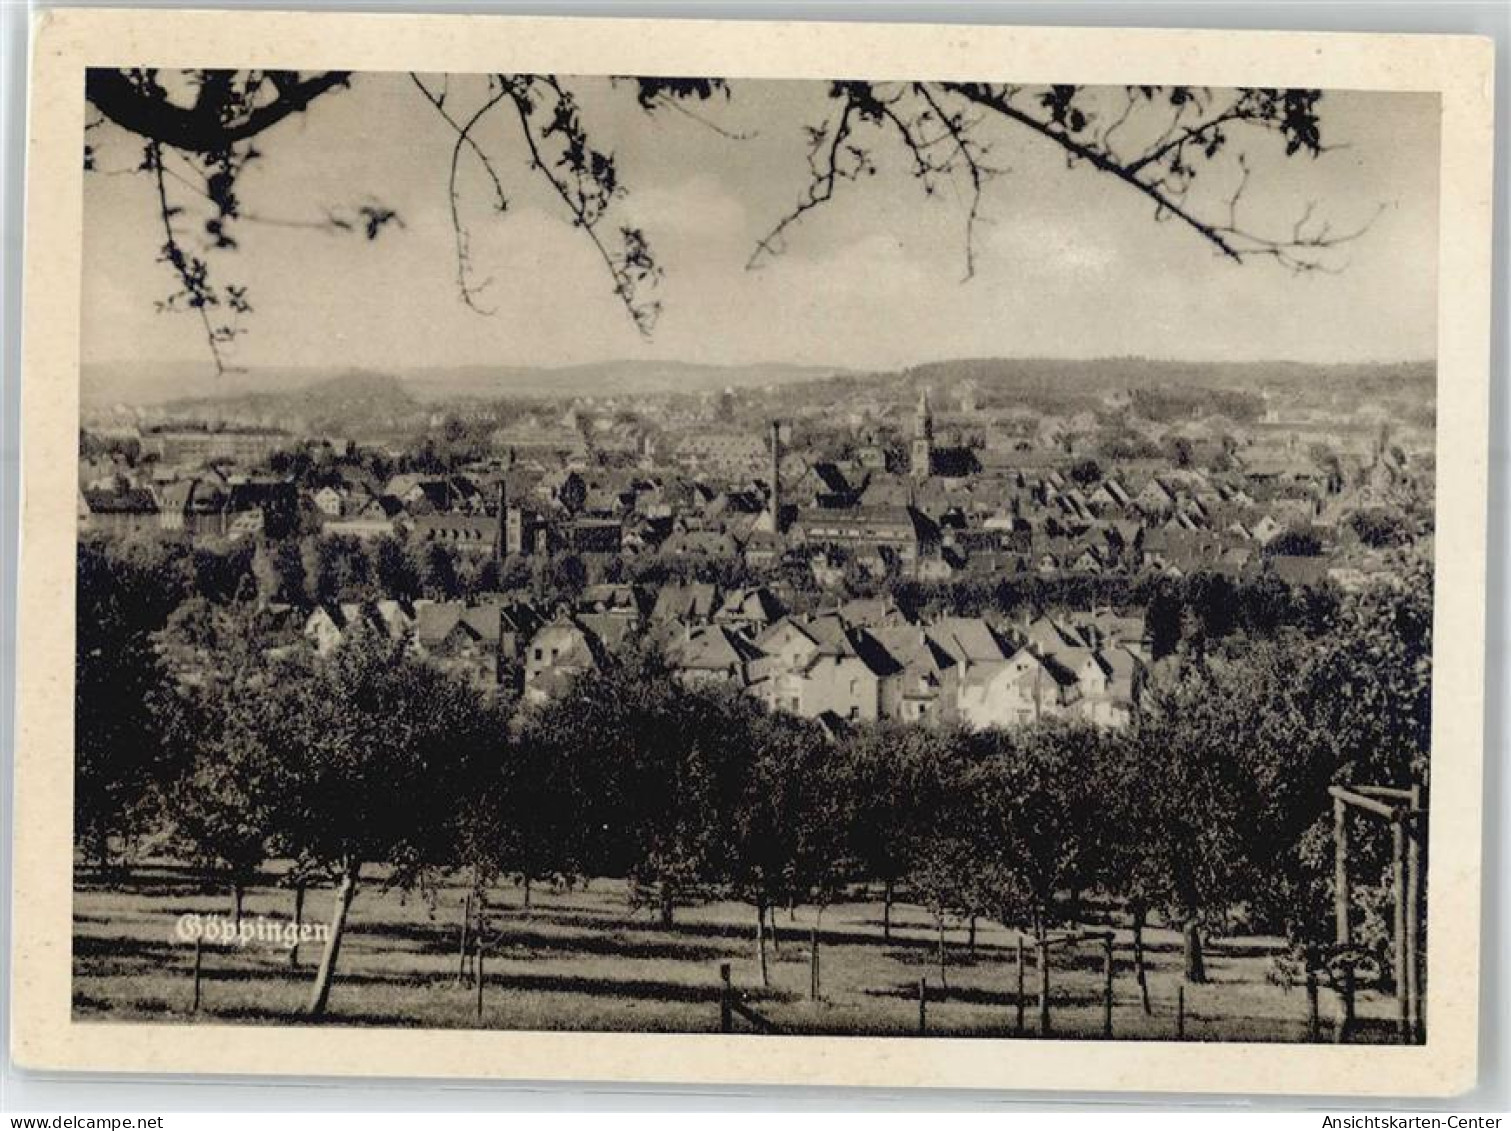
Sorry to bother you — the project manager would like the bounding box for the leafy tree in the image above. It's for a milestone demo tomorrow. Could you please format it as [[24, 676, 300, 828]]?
[[1346, 508, 1412, 549], [305, 534, 375, 604], [372, 534, 421, 600], [156, 603, 285, 925], [1068, 457, 1103, 487], [1164, 435, 1195, 468], [74, 538, 187, 865], [1131, 662, 1273, 982], [418, 541, 463, 601], [905, 739, 1000, 989], [1092, 729, 1164, 1010], [1266, 528, 1324, 557], [1253, 553, 1432, 955], [252, 537, 308, 605], [838, 723, 969, 940], [714, 707, 833, 986], [969, 723, 1107, 942], [190, 541, 256, 603], [1144, 579, 1183, 660], [516, 645, 726, 924], [258, 626, 498, 1016]]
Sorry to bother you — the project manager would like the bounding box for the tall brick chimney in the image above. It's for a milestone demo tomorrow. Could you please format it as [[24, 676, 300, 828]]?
[[768, 419, 782, 533], [494, 479, 507, 564]]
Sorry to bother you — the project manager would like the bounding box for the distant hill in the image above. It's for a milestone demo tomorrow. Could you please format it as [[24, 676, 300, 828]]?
[[900, 357, 1435, 395], [81, 356, 1435, 418], [165, 370, 416, 414], [411, 360, 855, 400], [81, 359, 855, 409]]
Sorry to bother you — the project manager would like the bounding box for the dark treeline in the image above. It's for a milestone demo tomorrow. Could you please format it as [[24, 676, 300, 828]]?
[[76, 526, 1429, 1020], [78, 521, 1343, 651]]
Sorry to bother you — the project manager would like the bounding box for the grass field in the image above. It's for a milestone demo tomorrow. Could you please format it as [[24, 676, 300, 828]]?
[[73, 863, 1406, 1041]]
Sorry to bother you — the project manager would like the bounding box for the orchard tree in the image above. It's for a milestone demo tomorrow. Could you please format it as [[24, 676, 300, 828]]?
[[1250, 552, 1432, 957], [156, 601, 287, 927], [260, 626, 498, 1017], [714, 707, 834, 987], [906, 740, 998, 990], [515, 645, 723, 924], [969, 722, 1107, 942], [1093, 729, 1164, 1011], [837, 722, 970, 941], [74, 538, 188, 865], [83, 70, 1375, 374], [1132, 661, 1271, 982]]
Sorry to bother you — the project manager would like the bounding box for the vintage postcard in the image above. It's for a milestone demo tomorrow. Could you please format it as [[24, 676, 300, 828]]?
[[11, 8, 1496, 1096]]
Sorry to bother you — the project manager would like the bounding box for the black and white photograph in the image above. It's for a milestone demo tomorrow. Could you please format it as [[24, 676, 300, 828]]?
[[11, 10, 1495, 1098]]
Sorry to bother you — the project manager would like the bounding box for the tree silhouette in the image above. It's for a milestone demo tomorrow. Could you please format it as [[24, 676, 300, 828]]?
[[86, 69, 1376, 374]]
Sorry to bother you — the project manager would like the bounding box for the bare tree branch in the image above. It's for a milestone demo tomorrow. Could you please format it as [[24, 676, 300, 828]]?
[[146, 142, 238, 375], [415, 75, 515, 313], [747, 90, 862, 270], [504, 75, 661, 335]]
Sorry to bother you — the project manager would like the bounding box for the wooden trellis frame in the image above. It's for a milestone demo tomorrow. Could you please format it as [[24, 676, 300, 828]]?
[[1330, 783, 1426, 1044]]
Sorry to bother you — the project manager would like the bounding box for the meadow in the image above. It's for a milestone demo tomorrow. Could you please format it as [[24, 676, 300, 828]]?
[[73, 863, 1403, 1042]]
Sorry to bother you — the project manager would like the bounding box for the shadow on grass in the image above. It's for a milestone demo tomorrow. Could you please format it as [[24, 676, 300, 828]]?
[[861, 980, 1110, 1010], [350, 918, 729, 965], [73, 935, 184, 964], [187, 967, 796, 1025]]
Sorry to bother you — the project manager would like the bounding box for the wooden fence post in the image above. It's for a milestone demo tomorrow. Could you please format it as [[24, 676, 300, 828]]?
[[290, 882, 305, 969], [1176, 983, 1186, 1040], [918, 977, 928, 1035], [475, 935, 485, 1021], [1306, 968, 1320, 1043], [1037, 938, 1051, 1037], [1015, 935, 1026, 1035], [809, 927, 820, 1002], [720, 962, 733, 1033], [1392, 814, 1410, 1042], [1102, 934, 1114, 1039], [457, 890, 473, 984], [191, 934, 204, 1013], [1334, 795, 1356, 1033], [1406, 788, 1424, 1043]]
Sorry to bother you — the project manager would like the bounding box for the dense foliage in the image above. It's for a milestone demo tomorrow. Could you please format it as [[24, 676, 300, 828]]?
[[74, 534, 1430, 1012]]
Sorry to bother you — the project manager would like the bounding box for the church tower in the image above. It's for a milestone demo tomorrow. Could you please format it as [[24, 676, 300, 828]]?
[[911, 387, 935, 480]]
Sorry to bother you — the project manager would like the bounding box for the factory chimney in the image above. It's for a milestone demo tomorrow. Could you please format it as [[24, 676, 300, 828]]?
[[768, 419, 782, 533]]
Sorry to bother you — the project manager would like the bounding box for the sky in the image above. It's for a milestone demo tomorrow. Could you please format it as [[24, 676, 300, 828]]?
[[80, 74, 1440, 382]]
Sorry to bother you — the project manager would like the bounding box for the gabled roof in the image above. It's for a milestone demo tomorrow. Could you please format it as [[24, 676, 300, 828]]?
[[802, 625, 903, 678], [416, 602, 500, 648], [870, 625, 953, 677], [578, 583, 651, 617], [808, 462, 856, 495], [838, 596, 910, 628], [651, 582, 720, 621], [926, 617, 1010, 665], [1020, 614, 1085, 653], [667, 624, 763, 672], [531, 616, 606, 667], [755, 615, 821, 655], [716, 586, 787, 623], [577, 612, 637, 653]]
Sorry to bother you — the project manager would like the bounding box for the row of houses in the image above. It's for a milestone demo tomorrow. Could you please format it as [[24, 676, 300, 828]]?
[[296, 582, 1149, 734]]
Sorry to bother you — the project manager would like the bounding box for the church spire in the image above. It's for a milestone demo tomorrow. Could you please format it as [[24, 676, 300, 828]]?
[[912, 387, 935, 480]]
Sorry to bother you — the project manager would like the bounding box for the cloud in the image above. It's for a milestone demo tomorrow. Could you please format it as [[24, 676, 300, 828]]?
[[625, 174, 750, 241]]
